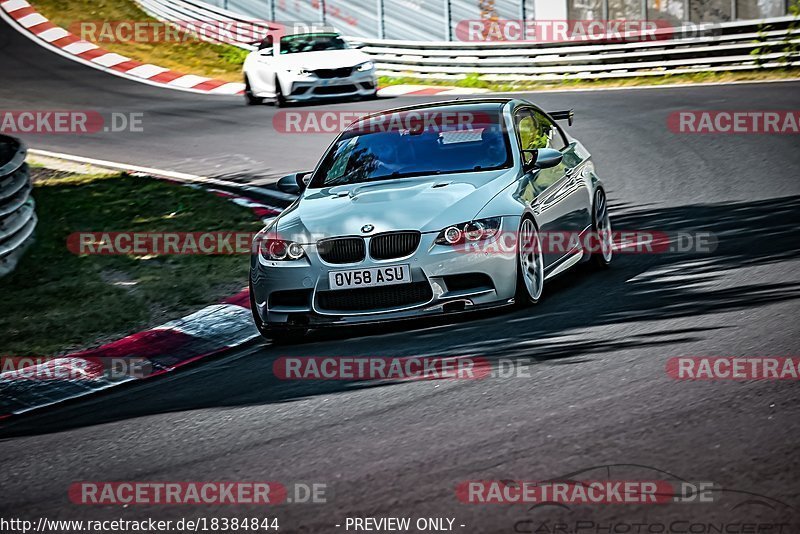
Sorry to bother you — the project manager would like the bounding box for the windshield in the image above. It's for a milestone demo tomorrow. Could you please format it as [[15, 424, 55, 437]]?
[[311, 107, 512, 188], [280, 34, 348, 54]]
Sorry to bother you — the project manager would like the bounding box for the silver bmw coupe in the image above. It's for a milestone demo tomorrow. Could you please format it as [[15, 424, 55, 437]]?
[[250, 98, 612, 342]]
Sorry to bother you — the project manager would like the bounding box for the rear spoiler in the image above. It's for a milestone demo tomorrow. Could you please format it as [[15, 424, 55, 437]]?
[[549, 109, 574, 126]]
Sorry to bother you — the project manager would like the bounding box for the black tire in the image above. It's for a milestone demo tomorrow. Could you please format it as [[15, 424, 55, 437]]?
[[244, 76, 262, 106], [275, 77, 287, 108], [590, 188, 613, 269], [514, 216, 544, 307]]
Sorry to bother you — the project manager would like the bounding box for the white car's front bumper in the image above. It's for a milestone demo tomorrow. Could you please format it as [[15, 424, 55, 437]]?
[[284, 69, 377, 101]]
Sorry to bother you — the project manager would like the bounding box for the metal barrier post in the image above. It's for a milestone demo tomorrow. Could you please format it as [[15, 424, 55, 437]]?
[[320, 0, 326, 24], [444, 0, 452, 41], [269, 0, 275, 21], [377, 0, 385, 39]]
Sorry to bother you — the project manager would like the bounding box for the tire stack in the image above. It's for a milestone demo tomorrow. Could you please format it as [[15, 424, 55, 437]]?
[[0, 135, 36, 278]]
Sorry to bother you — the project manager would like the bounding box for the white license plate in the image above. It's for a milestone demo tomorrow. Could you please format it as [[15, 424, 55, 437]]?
[[329, 265, 411, 290]]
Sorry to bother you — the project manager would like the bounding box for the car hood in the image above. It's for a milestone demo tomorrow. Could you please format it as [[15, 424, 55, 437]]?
[[275, 49, 370, 70], [275, 169, 516, 243]]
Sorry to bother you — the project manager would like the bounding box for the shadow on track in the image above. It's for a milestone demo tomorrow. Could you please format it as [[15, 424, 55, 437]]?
[[2, 195, 799, 437]]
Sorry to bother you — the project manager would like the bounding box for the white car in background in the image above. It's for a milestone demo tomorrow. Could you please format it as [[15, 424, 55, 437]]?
[[243, 30, 378, 106]]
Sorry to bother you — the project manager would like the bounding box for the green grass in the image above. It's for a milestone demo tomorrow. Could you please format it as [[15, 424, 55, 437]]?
[[0, 170, 263, 356], [29, 0, 247, 82], [379, 68, 800, 92]]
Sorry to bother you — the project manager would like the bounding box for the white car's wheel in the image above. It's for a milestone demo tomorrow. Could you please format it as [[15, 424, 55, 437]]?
[[275, 77, 287, 108], [516, 217, 544, 306], [244, 76, 262, 106]]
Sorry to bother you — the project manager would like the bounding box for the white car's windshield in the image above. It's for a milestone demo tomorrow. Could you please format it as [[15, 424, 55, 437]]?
[[280, 34, 348, 54], [311, 106, 512, 187]]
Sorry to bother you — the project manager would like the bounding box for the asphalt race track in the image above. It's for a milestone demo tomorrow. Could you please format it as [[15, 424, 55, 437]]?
[[2, 14, 800, 533]]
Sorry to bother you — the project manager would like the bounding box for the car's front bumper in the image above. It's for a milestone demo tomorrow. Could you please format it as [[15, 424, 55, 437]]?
[[251, 217, 521, 328], [284, 71, 377, 101]]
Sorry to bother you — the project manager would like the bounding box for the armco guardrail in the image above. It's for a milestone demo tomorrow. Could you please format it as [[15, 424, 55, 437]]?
[[135, 0, 799, 81], [0, 135, 36, 278], [362, 18, 800, 80]]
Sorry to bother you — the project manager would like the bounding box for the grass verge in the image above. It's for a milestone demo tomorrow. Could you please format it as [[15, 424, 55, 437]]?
[[0, 168, 263, 356], [379, 68, 800, 92], [28, 0, 247, 82]]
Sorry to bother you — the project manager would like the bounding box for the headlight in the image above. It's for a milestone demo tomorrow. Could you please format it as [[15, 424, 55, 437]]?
[[260, 239, 306, 261], [356, 61, 375, 72], [286, 68, 314, 77], [435, 217, 501, 246]]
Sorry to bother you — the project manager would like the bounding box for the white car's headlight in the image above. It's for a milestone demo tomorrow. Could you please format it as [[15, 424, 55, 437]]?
[[286, 69, 315, 77], [355, 61, 375, 72], [435, 218, 501, 246]]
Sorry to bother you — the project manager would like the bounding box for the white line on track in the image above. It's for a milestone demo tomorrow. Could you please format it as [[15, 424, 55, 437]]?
[[28, 148, 297, 203]]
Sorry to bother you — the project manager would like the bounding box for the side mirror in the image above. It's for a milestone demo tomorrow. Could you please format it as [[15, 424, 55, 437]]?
[[522, 148, 563, 172], [277, 171, 312, 194], [257, 36, 274, 51]]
